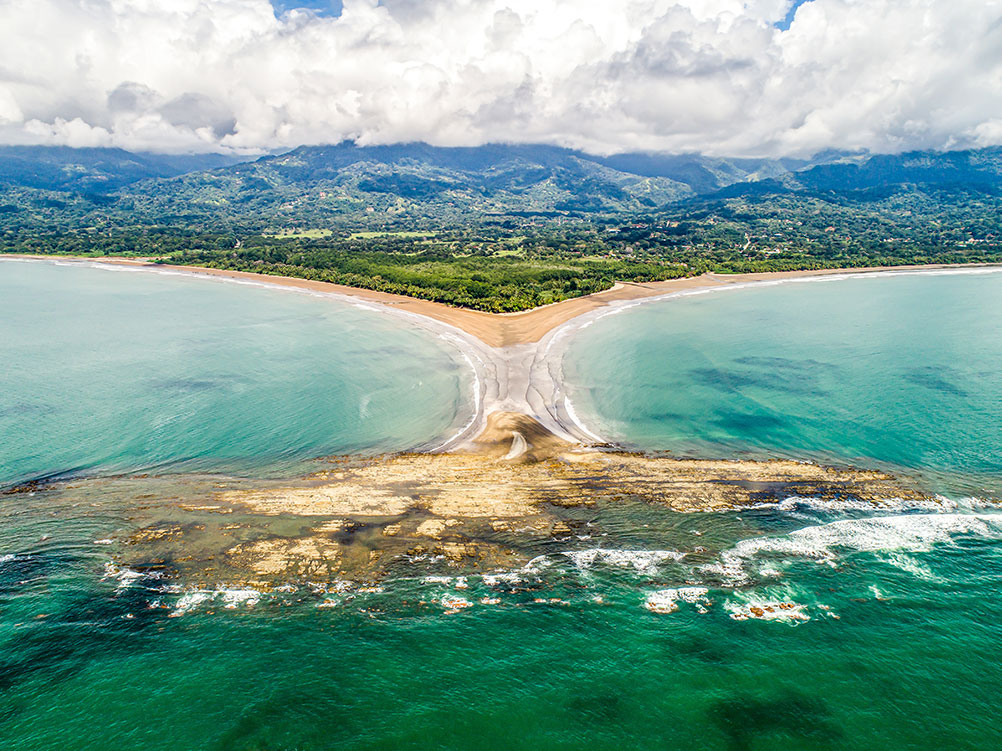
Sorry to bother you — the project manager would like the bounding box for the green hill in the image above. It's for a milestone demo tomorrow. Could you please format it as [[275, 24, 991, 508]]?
[[0, 146, 244, 193]]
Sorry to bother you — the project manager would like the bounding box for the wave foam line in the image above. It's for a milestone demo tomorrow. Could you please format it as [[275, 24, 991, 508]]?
[[703, 512, 1002, 584], [427, 336, 486, 452], [645, 587, 710, 614], [561, 395, 607, 444], [562, 548, 687, 575]]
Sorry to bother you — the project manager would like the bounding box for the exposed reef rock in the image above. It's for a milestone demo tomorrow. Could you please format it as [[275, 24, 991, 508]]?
[[20, 412, 935, 592], [121, 411, 923, 586], [33, 411, 935, 593], [225, 412, 924, 519]]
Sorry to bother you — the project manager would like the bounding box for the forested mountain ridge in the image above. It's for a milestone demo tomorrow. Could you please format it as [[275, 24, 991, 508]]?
[[2, 142, 1001, 312], [0, 146, 244, 193], [715, 147, 1002, 198], [0, 142, 828, 228], [103, 142, 823, 228]]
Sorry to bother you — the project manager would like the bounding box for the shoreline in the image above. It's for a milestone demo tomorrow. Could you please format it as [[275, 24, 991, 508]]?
[[5, 254, 1002, 452], [5, 254, 1002, 348]]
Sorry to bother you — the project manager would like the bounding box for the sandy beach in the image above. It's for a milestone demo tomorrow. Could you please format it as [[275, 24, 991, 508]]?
[[6, 255, 999, 347]]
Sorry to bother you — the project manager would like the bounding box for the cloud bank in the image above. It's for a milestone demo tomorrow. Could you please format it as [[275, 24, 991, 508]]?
[[1, 0, 1001, 156]]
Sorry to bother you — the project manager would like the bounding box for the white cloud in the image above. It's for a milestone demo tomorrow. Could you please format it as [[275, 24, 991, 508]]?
[[0, 0, 1000, 156]]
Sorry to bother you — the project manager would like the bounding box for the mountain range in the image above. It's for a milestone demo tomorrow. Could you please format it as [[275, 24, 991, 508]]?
[[0, 146, 243, 193], [3, 142, 1000, 231]]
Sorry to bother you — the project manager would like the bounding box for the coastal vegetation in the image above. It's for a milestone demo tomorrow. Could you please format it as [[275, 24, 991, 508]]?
[[168, 247, 688, 312], [3, 143, 1002, 311]]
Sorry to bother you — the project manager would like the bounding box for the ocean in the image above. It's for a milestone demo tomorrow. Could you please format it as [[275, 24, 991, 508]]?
[[1, 260, 1000, 750], [563, 269, 1002, 497]]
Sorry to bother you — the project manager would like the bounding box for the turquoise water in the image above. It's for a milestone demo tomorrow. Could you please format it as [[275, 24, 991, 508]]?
[[0, 259, 472, 486], [564, 270, 1002, 496], [2, 264, 1002, 749]]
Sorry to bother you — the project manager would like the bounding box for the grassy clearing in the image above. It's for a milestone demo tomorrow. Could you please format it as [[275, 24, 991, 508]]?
[[264, 229, 334, 239]]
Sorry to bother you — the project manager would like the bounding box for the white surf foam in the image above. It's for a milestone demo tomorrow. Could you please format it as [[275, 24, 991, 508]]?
[[724, 596, 811, 623], [482, 572, 525, 587], [561, 395, 608, 444], [644, 586, 711, 614], [704, 512, 1002, 584], [877, 551, 945, 582], [172, 591, 213, 615], [221, 589, 261, 608], [753, 495, 960, 514], [103, 561, 161, 590], [563, 548, 687, 575], [426, 337, 485, 452], [421, 575, 455, 585], [439, 596, 473, 611], [170, 586, 261, 616]]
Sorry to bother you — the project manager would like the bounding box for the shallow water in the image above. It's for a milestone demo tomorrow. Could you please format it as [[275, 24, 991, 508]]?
[[2, 263, 1001, 749], [0, 259, 472, 486], [563, 270, 1002, 496]]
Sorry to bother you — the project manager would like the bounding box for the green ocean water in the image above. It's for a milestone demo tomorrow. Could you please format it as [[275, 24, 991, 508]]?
[[2, 262, 1002, 750]]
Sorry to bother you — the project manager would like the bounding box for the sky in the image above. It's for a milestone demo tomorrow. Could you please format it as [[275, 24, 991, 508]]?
[[272, 0, 343, 16], [1, 0, 1001, 157]]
